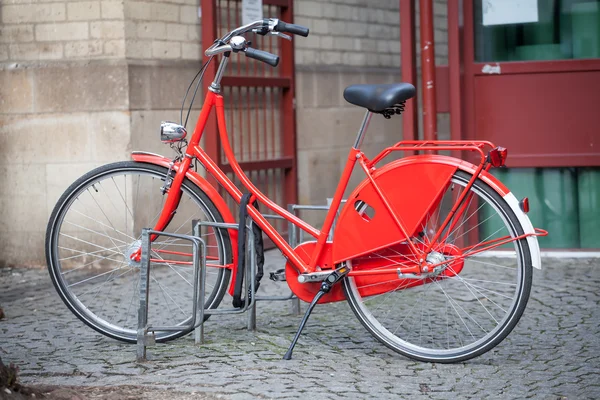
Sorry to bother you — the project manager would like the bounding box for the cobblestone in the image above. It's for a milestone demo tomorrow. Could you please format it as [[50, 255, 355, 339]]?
[[1, 254, 599, 398]]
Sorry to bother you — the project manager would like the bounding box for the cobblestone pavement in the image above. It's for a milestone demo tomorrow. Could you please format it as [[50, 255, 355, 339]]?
[[1, 252, 599, 399]]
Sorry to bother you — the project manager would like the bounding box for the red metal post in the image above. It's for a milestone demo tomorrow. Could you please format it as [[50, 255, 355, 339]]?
[[400, 0, 418, 144], [280, 0, 299, 207], [448, 0, 463, 161], [201, 0, 221, 183], [463, 0, 476, 142], [418, 0, 438, 141]]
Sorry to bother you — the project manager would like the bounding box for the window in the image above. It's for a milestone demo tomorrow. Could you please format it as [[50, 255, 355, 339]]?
[[474, 0, 600, 62]]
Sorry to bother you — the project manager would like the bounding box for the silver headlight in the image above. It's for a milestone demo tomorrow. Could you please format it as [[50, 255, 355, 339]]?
[[160, 121, 187, 143]]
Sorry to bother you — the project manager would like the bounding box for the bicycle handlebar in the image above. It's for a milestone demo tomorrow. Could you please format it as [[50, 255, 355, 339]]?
[[204, 18, 309, 65], [245, 47, 279, 67], [205, 44, 232, 57], [274, 20, 309, 37]]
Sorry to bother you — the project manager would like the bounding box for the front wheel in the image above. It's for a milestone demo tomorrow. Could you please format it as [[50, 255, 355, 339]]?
[[45, 161, 232, 343], [343, 170, 533, 363]]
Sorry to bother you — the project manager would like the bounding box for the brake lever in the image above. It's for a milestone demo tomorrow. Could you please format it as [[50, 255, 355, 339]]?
[[251, 26, 271, 36], [269, 31, 292, 41]]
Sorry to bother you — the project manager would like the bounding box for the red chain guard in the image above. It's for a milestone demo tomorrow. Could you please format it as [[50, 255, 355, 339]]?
[[286, 242, 465, 304], [331, 159, 458, 264]]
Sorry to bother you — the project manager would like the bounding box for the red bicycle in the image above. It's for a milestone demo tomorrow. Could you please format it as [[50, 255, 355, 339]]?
[[46, 19, 547, 363]]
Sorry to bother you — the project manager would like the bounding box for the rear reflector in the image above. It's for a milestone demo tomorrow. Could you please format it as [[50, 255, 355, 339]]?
[[488, 147, 508, 167], [519, 197, 530, 213]]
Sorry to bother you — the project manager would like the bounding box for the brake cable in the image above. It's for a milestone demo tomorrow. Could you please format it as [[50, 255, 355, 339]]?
[[180, 55, 215, 129]]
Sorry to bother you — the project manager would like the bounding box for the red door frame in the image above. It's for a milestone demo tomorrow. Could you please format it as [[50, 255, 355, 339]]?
[[400, 0, 419, 144], [400, 0, 449, 144]]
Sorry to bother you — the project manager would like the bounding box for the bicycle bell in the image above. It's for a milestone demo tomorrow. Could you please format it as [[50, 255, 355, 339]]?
[[230, 36, 247, 51]]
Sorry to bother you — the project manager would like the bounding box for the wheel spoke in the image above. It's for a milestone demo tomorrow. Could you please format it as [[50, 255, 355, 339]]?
[[62, 220, 128, 244], [69, 208, 136, 242], [59, 233, 125, 255], [60, 251, 126, 274], [81, 190, 124, 254], [58, 244, 126, 262], [150, 275, 188, 317], [71, 265, 131, 291], [434, 279, 479, 339]]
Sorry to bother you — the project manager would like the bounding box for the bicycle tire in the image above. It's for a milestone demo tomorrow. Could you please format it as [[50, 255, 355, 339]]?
[[342, 170, 533, 363], [46, 161, 232, 343]]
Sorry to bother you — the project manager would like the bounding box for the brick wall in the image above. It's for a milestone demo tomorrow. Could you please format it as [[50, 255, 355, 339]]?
[[0, 64, 131, 266], [294, 0, 401, 67], [1, 0, 126, 61], [0, 0, 129, 265], [0, 0, 203, 62], [124, 0, 202, 60]]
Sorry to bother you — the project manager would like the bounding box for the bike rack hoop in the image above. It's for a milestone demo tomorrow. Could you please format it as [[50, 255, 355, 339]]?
[[137, 228, 205, 362], [192, 220, 257, 317]]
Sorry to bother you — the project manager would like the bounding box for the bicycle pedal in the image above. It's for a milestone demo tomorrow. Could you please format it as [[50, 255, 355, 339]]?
[[269, 268, 286, 282]]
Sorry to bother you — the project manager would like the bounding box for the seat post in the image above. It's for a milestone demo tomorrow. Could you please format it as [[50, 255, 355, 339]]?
[[353, 110, 373, 149]]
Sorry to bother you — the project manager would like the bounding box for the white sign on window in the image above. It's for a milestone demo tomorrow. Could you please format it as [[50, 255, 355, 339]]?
[[242, 0, 263, 26], [482, 0, 538, 26]]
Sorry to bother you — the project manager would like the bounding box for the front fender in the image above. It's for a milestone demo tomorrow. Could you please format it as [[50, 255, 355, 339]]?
[[332, 155, 540, 268], [131, 152, 239, 291]]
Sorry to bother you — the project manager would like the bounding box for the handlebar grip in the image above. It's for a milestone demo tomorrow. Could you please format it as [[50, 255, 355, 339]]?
[[275, 20, 309, 37], [245, 47, 280, 67]]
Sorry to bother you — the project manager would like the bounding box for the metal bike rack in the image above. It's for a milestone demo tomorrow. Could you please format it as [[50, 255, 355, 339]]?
[[136, 229, 206, 361], [244, 212, 294, 331], [192, 219, 257, 342], [137, 220, 257, 361], [137, 200, 344, 361]]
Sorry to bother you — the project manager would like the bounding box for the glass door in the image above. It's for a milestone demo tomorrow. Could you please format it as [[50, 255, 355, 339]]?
[[474, 0, 600, 62]]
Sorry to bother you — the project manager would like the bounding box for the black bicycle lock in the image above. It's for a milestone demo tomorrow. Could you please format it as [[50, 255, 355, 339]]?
[[232, 193, 265, 308]]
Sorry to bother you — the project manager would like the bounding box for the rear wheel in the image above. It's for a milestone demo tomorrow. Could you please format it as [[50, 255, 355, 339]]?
[[46, 161, 232, 343], [343, 170, 533, 362]]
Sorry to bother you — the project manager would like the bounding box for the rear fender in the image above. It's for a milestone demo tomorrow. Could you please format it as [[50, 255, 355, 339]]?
[[131, 152, 239, 291], [503, 193, 541, 269], [332, 155, 511, 264]]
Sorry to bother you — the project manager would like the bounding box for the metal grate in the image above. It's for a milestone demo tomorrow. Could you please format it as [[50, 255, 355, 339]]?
[[201, 0, 298, 242]]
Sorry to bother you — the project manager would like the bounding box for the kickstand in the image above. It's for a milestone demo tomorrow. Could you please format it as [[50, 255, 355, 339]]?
[[283, 265, 350, 360]]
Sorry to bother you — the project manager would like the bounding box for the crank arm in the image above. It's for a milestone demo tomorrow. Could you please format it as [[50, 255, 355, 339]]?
[[297, 270, 331, 283], [297, 264, 351, 284]]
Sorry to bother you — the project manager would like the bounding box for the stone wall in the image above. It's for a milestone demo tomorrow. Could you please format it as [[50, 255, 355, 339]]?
[[294, 1, 400, 67], [0, 0, 133, 266], [1, 1, 126, 61], [0, 0, 450, 266], [124, 0, 202, 60]]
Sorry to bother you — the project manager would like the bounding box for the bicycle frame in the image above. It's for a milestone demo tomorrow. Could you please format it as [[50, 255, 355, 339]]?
[[145, 56, 547, 280], [152, 87, 354, 275]]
